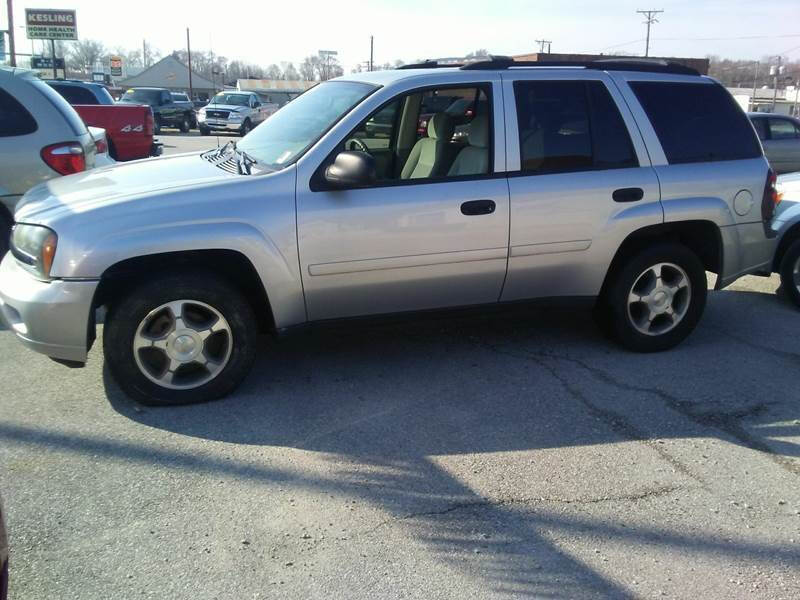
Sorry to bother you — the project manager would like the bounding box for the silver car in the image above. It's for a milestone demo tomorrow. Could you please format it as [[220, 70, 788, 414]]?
[[0, 67, 96, 255], [0, 58, 777, 405], [749, 113, 800, 175]]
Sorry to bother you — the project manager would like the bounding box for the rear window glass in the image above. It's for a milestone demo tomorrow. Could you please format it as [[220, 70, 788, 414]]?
[[0, 88, 38, 136], [50, 84, 99, 105], [769, 118, 800, 140], [630, 81, 761, 164], [30, 79, 88, 136], [514, 80, 637, 174], [121, 89, 161, 104]]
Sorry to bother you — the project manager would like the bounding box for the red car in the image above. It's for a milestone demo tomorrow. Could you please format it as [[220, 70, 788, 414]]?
[[46, 80, 161, 161]]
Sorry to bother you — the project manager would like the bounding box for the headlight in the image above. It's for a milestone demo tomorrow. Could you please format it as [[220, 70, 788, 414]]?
[[197, 109, 206, 119], [228, 111, 243, 122], [10, 224, 58, 280]]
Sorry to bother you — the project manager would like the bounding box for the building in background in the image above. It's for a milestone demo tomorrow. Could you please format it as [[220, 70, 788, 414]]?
[[117, 55, 216, 100], [236, 79, 316, 106]]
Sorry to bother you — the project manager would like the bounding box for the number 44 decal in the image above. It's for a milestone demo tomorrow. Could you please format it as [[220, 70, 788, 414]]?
[[121, 125, 144, 133]]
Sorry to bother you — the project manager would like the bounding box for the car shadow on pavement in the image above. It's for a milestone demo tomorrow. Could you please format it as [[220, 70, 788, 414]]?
[[97, 289, 800, 596]]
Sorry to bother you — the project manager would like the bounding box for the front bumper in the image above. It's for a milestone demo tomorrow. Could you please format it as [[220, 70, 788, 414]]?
[[0, 253, 98, 363], [199, 119, 243, 131]]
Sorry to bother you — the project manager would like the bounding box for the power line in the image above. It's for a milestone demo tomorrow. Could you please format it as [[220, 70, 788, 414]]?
[[637, 9, 664, 57]]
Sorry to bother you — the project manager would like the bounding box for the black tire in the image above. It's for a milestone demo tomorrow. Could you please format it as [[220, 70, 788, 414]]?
[[153, 115, 162, 135], [107, 138, 118, 161], [103, 272, 258, 406], [199, 125, 210, 136], [179, 114, 191, 133], [602, 243, 707, 352], [0, 209, 11, 258], [779, 238, 800, 308], [239, 119, 251, 136]]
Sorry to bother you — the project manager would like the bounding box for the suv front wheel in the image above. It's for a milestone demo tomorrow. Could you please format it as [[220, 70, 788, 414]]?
[[601, 243, 707, 352], [104, 272, 258, 405]]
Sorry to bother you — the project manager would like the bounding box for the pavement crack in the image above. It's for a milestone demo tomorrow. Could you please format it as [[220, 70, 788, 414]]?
[[477, 340, 800, 477]]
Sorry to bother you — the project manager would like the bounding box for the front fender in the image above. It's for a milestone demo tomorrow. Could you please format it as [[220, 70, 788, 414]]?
[[65, 221, 305, 329]]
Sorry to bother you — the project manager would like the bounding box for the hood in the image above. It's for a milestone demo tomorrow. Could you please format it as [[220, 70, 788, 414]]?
[[15, 151, 234, 224], [204, 104, 247, 112]]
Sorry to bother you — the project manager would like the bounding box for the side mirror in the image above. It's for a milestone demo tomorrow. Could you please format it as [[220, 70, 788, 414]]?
[[324, 151, 376, 189]]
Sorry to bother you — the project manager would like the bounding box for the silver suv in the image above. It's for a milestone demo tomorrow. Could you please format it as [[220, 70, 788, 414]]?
[[0, 67, 97, 255], [0, 58, 778, 405]]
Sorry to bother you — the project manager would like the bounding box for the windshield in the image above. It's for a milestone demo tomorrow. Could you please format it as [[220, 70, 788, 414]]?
[[120, 89, 160, 104], [211, 93, 251, 106], [236, 81, 375, 169]]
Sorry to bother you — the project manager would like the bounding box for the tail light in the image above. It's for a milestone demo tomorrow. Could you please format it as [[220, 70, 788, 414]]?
[[94, 137, 108, 154], [41, 142, 86, 176], [761, 168, 781, 222], [145, 108, 154, 136]]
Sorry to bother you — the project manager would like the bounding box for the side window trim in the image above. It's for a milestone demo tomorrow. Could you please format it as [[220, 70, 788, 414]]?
[[312, 81, 500, 191]]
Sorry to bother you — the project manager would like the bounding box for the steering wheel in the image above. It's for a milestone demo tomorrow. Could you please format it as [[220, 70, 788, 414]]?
[[347, 138, 369, 153]]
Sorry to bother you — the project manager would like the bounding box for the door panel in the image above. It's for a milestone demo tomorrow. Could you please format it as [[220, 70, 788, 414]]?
[[297, 178, 510, 320], [502, 168, 661, 300]]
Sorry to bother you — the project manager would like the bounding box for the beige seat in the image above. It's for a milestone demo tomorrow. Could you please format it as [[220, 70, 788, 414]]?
[[400, 113, 456, 179], [447, 115, 490, 176]]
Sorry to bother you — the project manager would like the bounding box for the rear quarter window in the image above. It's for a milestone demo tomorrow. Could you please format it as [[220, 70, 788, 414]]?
[[30, 79, 88, 137], [630, 81, 761, 164], [0, 88, 38, 136]]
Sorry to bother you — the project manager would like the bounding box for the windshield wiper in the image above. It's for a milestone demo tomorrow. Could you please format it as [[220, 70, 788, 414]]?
[[235, 146, 257, 175]]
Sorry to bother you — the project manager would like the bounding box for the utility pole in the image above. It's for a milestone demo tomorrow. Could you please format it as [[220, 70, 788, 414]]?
[[751, 61, 759, 111], [6, 0, 15, 66], [50, 39, 56, 78], [369, 35, 373, 71], [637, 9, 663, 57], [535, 39, 551, 54], [771, 55, 782, 112], [142, 39, 146, 68], [186, 28, 193, 100]]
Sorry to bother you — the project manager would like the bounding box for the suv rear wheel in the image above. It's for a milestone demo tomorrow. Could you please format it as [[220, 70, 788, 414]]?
[[779, 238, 800, 308], [179, 114, 191, 133], [601, 243, 707, 352], [104, 272, 258, 405]]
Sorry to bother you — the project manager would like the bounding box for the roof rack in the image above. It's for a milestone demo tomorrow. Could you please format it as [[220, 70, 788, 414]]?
[[398, 60, 463, 70], [460, 55, 700, 76]]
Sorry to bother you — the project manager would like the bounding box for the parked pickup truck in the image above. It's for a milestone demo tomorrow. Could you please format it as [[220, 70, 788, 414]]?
[[119, 87, 195, 134], [196, 91, 274, 136], [47, 80, 161, 161]]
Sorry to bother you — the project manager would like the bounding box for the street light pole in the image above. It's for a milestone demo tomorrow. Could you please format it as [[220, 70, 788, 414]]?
[[186, 28, 193, 100]]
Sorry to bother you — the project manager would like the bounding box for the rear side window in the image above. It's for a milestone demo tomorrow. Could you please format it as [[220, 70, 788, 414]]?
[[30, 79, 88, 136], [751, 118, 768, 141], [769, 118, 800, 140], [0, 88, 38, 136], [50, 84, 99, 105], [514, 80, 637, 174], [630, 81, 761, 164]]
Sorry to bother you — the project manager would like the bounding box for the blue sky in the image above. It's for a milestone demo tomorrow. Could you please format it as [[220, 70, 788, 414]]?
[[4, 0, 800, 70]]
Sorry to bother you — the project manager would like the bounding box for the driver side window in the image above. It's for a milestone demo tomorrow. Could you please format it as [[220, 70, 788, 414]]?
[[340, 85, 492, 185]]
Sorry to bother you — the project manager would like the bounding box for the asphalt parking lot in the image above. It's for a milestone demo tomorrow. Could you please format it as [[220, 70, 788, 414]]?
[[158, 129, 240, 156], [2, 133, 800, 599]]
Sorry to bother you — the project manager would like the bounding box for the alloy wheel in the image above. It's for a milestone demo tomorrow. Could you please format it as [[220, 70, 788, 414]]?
[[626, 262, 692, 336], [133, 299, 233, 390]]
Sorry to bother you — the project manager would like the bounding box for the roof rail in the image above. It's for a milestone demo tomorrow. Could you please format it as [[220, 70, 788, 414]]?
[[397, 60, 464, 70], [460, 55, 700, 76]]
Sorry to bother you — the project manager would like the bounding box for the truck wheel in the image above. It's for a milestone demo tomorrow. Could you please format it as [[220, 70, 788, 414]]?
[[199, 125, 210, 136], [779, 239, 800, 308], [179, 114, 191, 133], [239, 119, 252, 136], [601, 243, 707, 352], [104, 272, 258, 405], [153, 116, 162, 135]]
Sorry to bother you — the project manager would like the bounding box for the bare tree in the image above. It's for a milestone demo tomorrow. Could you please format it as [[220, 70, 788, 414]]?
[[299, 55, 319, 81], [282, 63, 300, 80], [265, 63, 282, 79], [67, 39, 106, 74], [465, 49, 490, 59]]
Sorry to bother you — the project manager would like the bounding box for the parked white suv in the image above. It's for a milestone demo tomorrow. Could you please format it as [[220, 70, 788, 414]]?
[[0, 58, 779, 405]]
